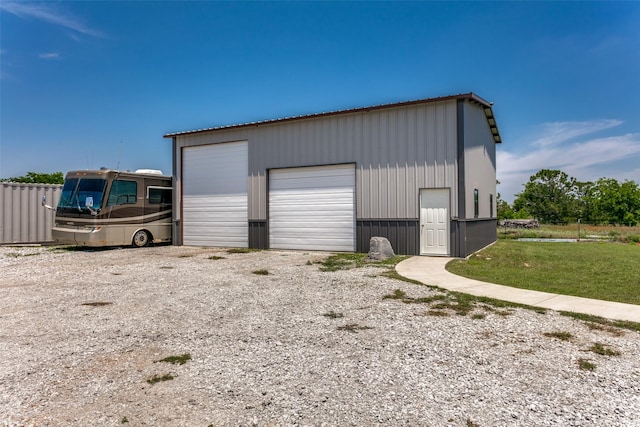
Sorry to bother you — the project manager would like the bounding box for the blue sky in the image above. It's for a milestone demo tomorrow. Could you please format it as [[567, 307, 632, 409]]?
[[1, 1, 639, 202]]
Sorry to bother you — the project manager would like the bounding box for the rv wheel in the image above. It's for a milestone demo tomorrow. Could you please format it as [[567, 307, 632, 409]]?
[[132, 230, 150, 248]]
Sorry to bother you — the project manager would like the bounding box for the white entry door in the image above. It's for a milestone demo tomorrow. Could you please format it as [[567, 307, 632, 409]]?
[[420, 188, 450, 255]]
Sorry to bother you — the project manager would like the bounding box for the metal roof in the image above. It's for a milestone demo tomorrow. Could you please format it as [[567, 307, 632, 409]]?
[[163, 92, 501, 143]]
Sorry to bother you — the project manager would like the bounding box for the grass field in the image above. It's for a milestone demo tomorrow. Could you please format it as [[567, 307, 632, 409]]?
[[446, 240, 640, 305]]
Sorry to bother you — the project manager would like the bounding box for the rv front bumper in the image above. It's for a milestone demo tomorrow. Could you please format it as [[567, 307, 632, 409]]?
[[52, 226, 106, 247]]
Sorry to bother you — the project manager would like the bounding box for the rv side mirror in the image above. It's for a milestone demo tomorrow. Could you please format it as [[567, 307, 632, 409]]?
[[42, 195, 56, 211]]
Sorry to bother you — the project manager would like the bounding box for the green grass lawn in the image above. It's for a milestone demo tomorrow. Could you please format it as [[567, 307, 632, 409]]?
[[446, 241, 640, 305]]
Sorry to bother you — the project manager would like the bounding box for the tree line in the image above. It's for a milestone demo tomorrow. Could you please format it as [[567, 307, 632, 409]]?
[[498, 169, 640, 226], [4, 170, 639, 226], [0, 171, 64, 185]]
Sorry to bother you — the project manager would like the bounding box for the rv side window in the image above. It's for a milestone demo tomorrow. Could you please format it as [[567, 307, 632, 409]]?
[[148, 187, 172, 205], [107, 180, 138, 206]]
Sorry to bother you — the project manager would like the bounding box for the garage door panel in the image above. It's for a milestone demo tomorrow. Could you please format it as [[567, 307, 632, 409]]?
[[182, 142, 248, 247], [269, 199, 352, 207], [270, 217, 354, 228], [269, 238, 354, 252], [270, 204, 353, 213], [183, 197, 247, 213], [270, 231, 354, 239], [270, 188, 353, 197], [183, 195, 247, 207], [271, 206, 353, 215], [270, 192, 352, 205], [270, 217, 353, 225], [269, 164, 355, 252], [270, 168, 354, 187]]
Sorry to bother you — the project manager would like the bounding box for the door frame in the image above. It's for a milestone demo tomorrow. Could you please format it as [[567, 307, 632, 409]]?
[[419, 188, 450, 256]]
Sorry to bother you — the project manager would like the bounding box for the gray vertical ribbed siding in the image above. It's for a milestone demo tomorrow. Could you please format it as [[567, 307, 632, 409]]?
[[452, 218, 497, 257], [0, 183, 61, 244], [463, 102, 497, 219], [173, 99, 460, 223], [358, 101, 458, 219], [171, 137, 182, 244]]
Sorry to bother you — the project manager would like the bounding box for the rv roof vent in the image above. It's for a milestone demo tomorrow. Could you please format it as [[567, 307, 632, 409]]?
[[135, 169, 163, 175]]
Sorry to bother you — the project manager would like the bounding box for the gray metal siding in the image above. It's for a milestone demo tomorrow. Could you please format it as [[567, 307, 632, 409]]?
[[456, 100, 466, 219], [452, 218, 497, 257], [173, 100, 460, 224], [357, 220, 419, 255], [1, 183, 61, 244], [248, 221, 268, 249], [171, 137, 182, 244], [463, 102, 497, 219]]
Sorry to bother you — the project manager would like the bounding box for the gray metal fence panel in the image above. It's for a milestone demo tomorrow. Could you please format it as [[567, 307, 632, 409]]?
[[0, 183, 61, 244]]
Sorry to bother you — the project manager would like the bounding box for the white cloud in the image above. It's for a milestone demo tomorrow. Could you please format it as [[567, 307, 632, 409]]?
[[529, 119, 622, 147], [500, 133, 640, 176], [497, 120, 640, 202], [38, 52, 60, 60], [0, 2, 104, 38]]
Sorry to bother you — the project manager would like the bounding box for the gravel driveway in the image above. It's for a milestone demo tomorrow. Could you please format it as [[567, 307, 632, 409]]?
[[1, 245, 639, 426]]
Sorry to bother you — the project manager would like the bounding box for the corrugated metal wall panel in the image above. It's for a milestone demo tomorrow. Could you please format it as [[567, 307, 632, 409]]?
[[356, 220, 419, 255], [248, 221, 268, 249], [174, 99, 461, 223], [464, 102, 497, 219], [0, 183, 61, 244]]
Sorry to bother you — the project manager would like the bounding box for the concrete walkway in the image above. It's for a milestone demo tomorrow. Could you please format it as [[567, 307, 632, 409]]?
[[396, 256, 640, 323]]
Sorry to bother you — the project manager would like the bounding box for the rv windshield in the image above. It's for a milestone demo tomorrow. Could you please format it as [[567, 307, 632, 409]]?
[[58, 178, 107, 211]]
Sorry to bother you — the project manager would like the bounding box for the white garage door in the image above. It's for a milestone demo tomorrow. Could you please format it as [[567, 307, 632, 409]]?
[[269, 164, 355, 251], [182, 141, 248, 247]]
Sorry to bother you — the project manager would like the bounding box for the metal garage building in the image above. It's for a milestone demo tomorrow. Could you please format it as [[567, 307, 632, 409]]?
[[164, 93, 501, 257]]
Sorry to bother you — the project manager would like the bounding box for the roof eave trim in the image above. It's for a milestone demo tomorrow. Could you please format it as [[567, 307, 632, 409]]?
[[163, 92, 491, 138]]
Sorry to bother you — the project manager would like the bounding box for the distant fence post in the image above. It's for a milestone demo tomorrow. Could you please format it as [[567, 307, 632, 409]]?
[[577, 219, 581, 242]]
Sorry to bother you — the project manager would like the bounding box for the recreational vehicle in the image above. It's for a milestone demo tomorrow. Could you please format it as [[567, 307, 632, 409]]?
[[46, 169, 172, 247]]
